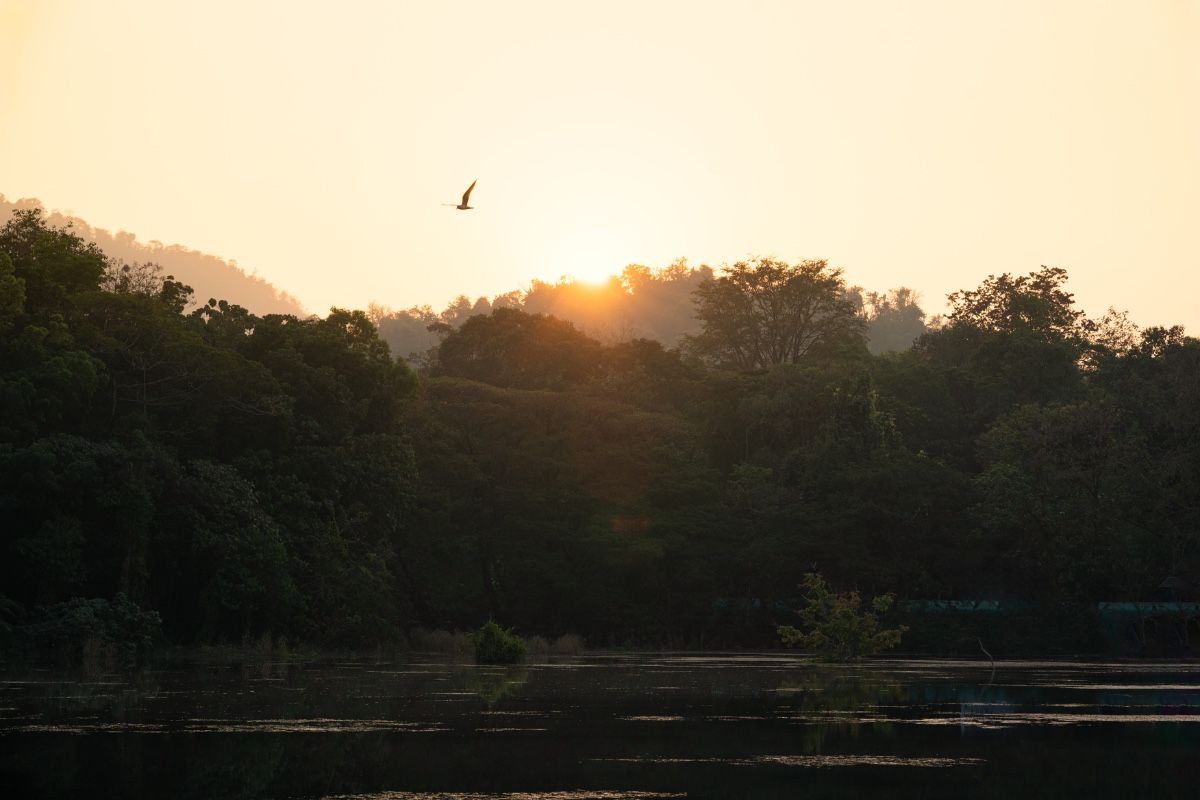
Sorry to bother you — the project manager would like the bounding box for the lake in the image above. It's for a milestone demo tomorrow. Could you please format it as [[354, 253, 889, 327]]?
[[1, 654, 1198, 798]]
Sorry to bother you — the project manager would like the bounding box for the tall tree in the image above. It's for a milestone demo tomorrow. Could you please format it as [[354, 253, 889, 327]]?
[[686, 257, 864, 369], [945, 265, 1091, 341]]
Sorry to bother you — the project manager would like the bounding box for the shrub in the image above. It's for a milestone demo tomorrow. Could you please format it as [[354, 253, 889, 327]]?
[[470, 620, 526, 664], [777, 573, 906, 660]]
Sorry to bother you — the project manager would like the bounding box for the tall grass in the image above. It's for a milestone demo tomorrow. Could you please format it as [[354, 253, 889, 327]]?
[[407, 628, 471, 657]]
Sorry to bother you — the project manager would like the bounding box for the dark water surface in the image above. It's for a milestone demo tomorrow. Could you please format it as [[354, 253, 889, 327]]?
[[2, 654, 1198, 798]]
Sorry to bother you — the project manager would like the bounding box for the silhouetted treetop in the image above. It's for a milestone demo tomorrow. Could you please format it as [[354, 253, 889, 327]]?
[[685, 257, 865, 370], [0, 208, 107, 316], [434, 307, 605, 390], [945, 266, 1090, 341]]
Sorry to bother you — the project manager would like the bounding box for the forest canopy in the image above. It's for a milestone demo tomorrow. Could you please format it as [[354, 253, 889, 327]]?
[[2, 209, 1197, 655]]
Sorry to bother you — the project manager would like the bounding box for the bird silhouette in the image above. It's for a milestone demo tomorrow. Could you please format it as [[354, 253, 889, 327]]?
[[444, 179, 476, 210]]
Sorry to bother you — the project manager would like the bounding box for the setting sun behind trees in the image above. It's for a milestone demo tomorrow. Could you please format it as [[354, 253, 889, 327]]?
[[540, 220, 648, 287], [1, 1, 1196, 331], [5, 3, 1200, 796]]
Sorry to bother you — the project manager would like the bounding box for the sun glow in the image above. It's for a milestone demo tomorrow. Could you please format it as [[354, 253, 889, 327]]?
[[2, 2, 1197, 329], [540, 223, 641, 287]]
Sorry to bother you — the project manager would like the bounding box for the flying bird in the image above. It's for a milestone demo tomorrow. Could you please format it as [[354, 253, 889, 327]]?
[[444, 179, 476, 210]]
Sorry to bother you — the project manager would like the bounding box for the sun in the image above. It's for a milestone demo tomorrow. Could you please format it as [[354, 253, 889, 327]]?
[[541, 223, 641, 287], [569, 264, 618, 287]]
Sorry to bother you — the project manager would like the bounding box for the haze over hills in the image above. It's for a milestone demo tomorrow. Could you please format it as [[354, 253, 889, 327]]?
[[0, 195, 306, 316], [369, 263, 930, 365], [1, 193, 931, 360]]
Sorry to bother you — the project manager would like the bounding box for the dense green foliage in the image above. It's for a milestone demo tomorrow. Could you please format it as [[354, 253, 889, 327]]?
[[777, 573, 906, 660], [2, 210, 1197, 655], [470, 620, 526, 664], [21, 594, 161, 668], [1, 210, 418, 649]]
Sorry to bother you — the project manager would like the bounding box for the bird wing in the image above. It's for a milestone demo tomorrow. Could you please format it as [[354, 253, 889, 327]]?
[[461, 180, 476, 205]]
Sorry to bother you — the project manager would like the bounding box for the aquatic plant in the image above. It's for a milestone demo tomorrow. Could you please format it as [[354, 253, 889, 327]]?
[[471, 620, 526, 664], [778, 573, 906, 660]]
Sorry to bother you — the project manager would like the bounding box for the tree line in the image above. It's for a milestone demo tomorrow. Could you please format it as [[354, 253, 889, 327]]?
[[2, 209, 1196, 656], [368, 259, 928, 363]]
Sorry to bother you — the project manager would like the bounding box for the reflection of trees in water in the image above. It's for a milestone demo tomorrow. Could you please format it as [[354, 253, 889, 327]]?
[[775, 669, 906, 747], [237, 653, 290, 682], [2, 730, 291, 800], [171, 737, 289, 800], [776, 669, 905, 712], [3, 736, 82, 798], [7, 661, 1200, 799], [32, 675, 163, 724], [464, 666, 529, 707]]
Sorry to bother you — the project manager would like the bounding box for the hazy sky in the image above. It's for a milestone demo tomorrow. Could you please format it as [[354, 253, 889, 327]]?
[[2, 0, 1197, 328]]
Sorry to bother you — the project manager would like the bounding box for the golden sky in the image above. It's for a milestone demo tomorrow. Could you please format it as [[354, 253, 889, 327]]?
[[2, 0, 1197, 329]]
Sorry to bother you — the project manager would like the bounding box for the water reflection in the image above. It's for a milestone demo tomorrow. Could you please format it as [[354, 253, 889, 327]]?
[[466, 667, 529, 707], [1, 655, 1198, 798], [323, 793, 686, 799], [595, 755, 984, 767]]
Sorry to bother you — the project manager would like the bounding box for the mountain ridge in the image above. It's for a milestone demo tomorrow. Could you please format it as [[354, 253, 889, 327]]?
[[0, 194, 306, 316]]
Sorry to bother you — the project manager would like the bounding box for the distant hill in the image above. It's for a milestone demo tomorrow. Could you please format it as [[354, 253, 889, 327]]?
[[0, 195, 306, 316]]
